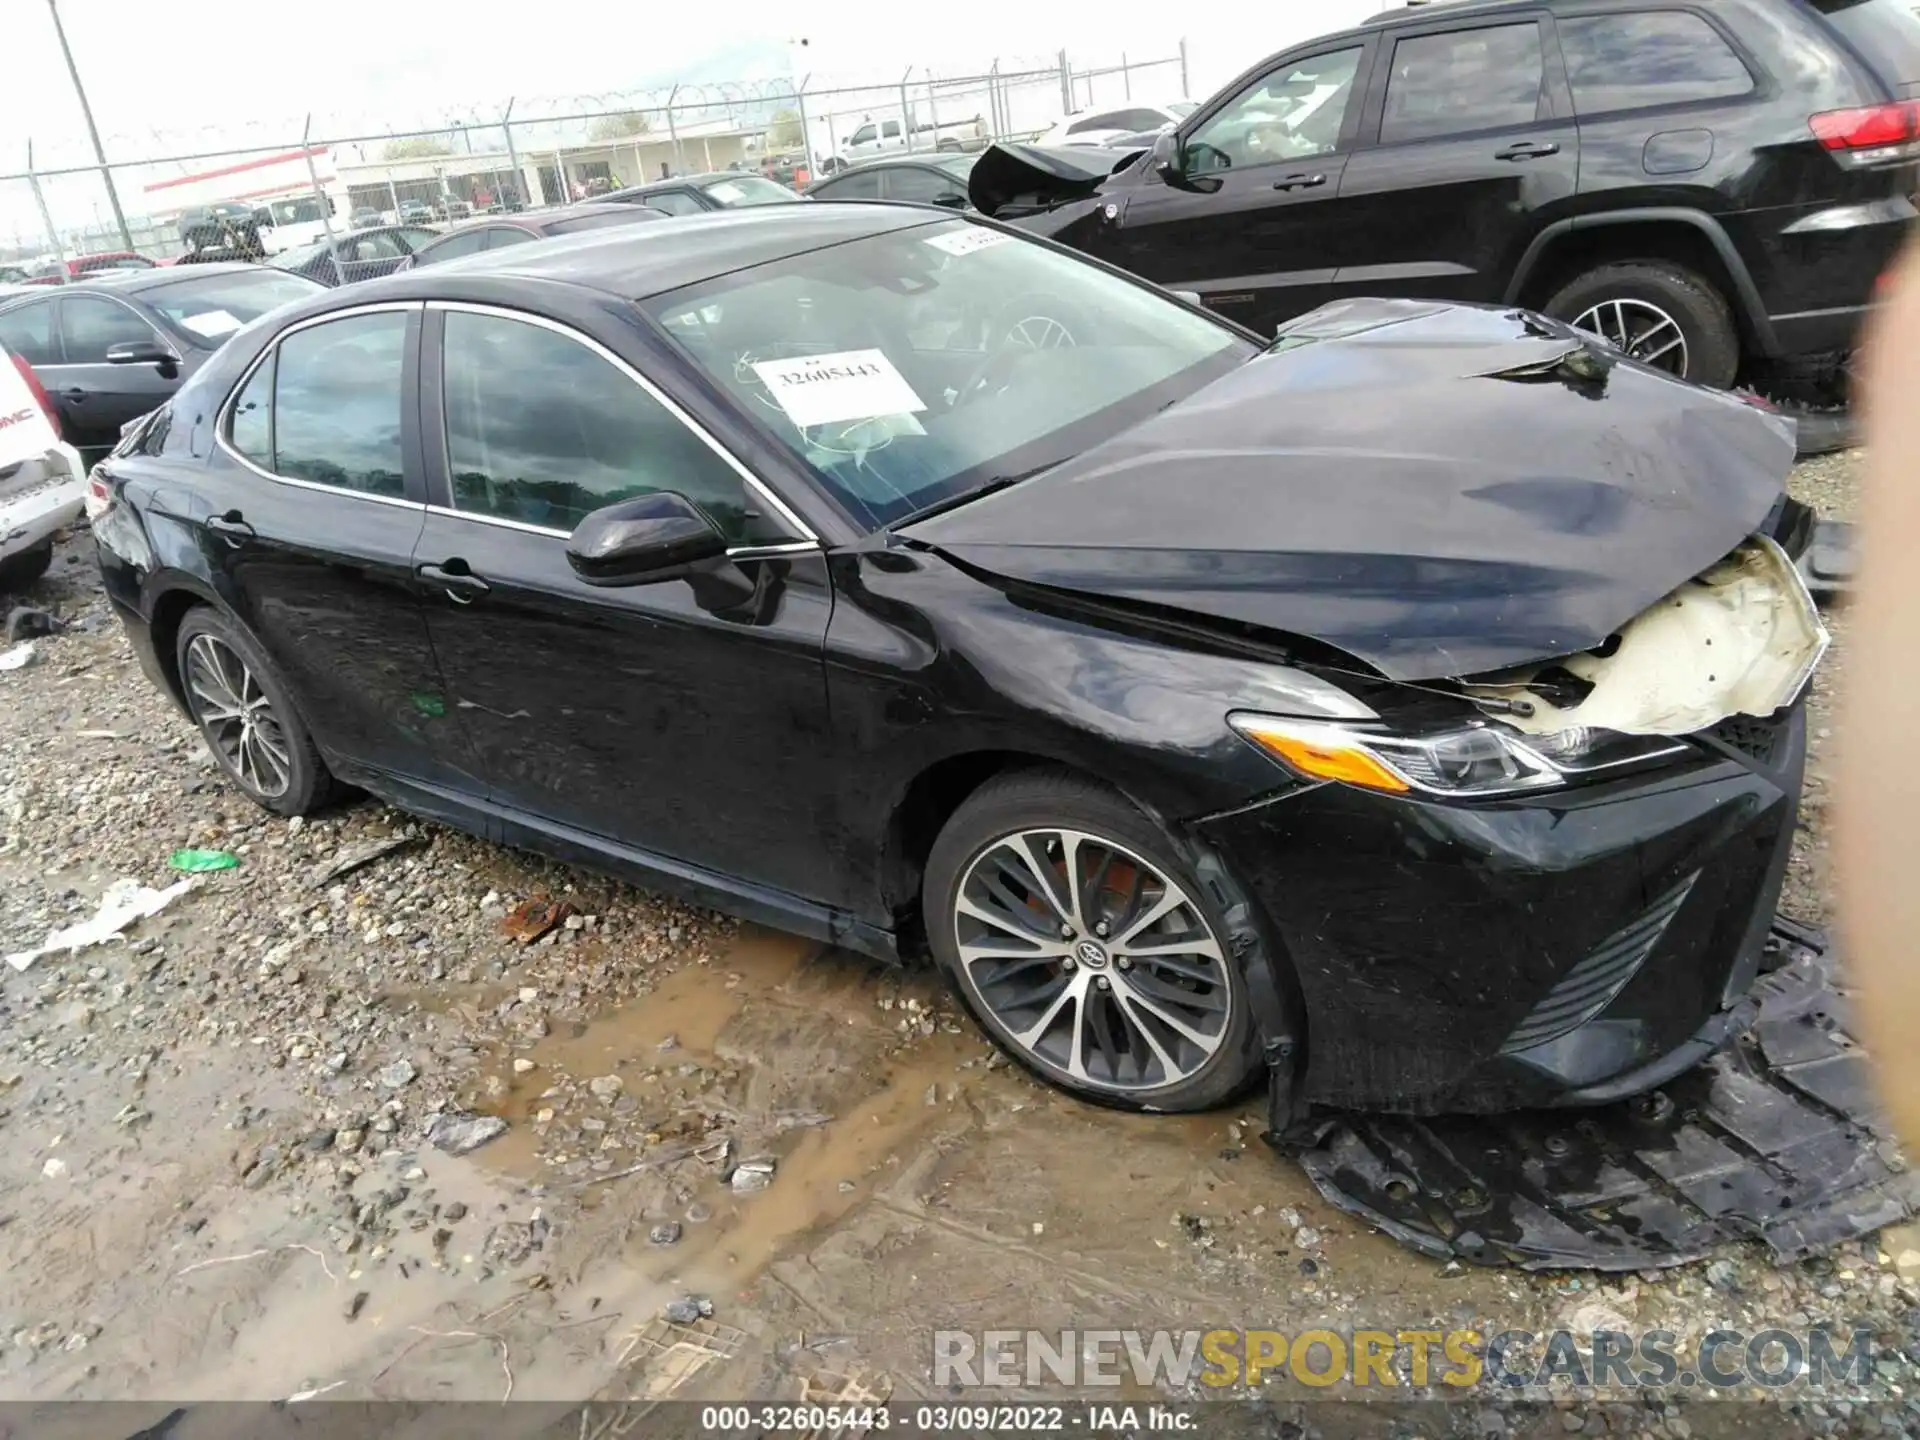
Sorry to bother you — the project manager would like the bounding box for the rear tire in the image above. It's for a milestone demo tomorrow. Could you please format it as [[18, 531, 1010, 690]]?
[[0, 539, 54, 591], [923, 770, 1261, 1112], [175, 607, 335, 817], [1544, 260, 1740, 389]]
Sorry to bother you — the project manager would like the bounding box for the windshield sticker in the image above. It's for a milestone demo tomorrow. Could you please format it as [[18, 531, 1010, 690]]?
[[178, 309, 242, 339], [750, 349, 926, 428], [924, 228, 1013, 257]]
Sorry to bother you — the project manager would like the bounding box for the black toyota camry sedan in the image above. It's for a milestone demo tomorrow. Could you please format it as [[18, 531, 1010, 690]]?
[[89, 205, 1826, 1124]]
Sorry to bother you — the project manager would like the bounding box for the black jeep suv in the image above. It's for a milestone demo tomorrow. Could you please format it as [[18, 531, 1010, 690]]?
[[975, 0, 1918, 406]]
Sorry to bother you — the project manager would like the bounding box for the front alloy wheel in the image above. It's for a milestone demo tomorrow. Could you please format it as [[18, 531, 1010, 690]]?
[[952, 827, 1235, 1096], [1569, 297, 1689, 376], [183, 631, 294, 800]]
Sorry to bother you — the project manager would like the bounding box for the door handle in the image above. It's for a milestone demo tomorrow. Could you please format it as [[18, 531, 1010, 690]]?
[[1272, 172, 1327, 191], [206, 511, 255, 544], [57, 387, 86, 402], [1494, 141, 1560, 161], [418, 561, 491, 604]]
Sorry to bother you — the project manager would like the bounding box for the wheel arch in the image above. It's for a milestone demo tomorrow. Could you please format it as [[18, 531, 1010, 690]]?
[[142, 575, 226, 711], [1505, 210, 1778, 359]]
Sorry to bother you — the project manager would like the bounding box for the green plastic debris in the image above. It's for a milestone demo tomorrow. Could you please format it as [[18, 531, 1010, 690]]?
[[169, 848, 238, 873], [410, 692, 447, 718]]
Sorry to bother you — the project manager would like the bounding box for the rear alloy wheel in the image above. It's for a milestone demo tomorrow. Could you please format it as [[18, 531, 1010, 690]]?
[[925, 773, 1260, 1111], [1544, 260, 1740, 389], [175, 608, 334, 817]]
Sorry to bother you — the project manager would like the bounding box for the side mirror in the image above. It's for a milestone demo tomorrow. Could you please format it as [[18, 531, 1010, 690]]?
[[1169, 289, 1204, 307], [566, 492, 727, 587], [105, 339, 175, 367], [1150, 129, 1180, 178], [932, 191, 968, 209]]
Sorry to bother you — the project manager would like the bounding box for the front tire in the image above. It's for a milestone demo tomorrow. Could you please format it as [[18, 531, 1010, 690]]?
[[1545, 260, 1740, 389], [175, 607, 335, 817], [924, 771, 1260, 1112]]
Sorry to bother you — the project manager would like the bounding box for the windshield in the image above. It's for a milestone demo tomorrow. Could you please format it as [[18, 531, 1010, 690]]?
[[138, 269, 325, 343], [935, 154, 979, 178], [76, 255, 154, 272], [272, 240, 334, 270], [698, 175, 799, 207], [643, 218, 1251, 530], [266, 196, 329, 225], [1809, 0, 1920, 89]]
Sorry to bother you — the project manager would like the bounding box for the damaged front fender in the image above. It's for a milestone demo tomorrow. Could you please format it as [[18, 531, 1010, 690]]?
[[966, 141, 1140, 220]]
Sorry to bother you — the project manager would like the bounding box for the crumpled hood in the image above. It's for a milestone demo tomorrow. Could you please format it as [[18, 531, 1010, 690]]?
[[967, 141, 1141, 217], [902, 299, 1797, 683]]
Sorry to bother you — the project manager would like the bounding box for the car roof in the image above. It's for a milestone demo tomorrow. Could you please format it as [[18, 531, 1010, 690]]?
[[387, 203, 944, 300], [598, 174, 753, 202], [431, 201, 647, 238], [1361, 0, 1535, 23], [58, 262, 276, 295]]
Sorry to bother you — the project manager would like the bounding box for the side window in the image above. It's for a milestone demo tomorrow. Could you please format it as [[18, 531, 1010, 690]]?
[[272, 311, 408, 497], [882, 167, 956, 203], [441, 309, 789, 545], [1381, 24, 1547, 144], [1184, 47, 1365, 170], [0, 300, 58, 365], [638, 189, 706, 216], [398, 228, 441, 250], [62, 297, 159, 362], [482, 227, 535, 249], [882, 121, 902, 139], [229, 351, 273, 465], [849, 124, 877, 146], [415, 230, 489, 266], [821, 169, 885, 200], [1559, 12, 1754, 114], [349, 232, 408, 262]]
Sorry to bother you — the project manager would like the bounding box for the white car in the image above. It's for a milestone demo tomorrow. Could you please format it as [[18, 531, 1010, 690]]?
[[1031, 100, 1198, 149], [0, 344, 86, 589]]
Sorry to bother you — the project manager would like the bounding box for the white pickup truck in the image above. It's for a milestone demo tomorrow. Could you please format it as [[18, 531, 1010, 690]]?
[[0, 344, 86, 589], [837, 112, 989, 166]]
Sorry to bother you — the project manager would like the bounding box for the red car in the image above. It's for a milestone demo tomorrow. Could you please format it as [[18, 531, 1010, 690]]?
[[22, 251, 159, 286]]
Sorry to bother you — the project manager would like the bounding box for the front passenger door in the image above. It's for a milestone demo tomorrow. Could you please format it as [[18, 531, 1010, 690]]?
[[1087, 44, 1373, 333], [413, 304, 840, 903], [48, 294, 182, 458]]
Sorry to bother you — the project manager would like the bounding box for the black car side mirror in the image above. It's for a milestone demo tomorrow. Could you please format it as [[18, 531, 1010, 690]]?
[[932, 191, 968, 209], [566, 492, 728, 587], [106, 339, 176, 368], [1150, 129, 1181, 178]]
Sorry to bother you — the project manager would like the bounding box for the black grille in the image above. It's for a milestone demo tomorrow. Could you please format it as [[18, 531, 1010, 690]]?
[[1500, 875, 1698, 1055], [1707, 714, 1788, 768]]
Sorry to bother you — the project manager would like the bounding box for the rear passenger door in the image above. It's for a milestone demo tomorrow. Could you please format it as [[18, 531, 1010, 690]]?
[[1329, 12, 1579, 305], [195, 304, 484, 798]]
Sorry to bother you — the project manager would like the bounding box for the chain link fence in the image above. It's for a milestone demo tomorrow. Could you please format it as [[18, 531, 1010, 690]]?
[[0, 45, 1186, 278]]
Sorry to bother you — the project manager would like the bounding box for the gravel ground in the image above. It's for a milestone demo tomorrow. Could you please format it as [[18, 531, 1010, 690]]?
[[0, 450, 1915, 1434]]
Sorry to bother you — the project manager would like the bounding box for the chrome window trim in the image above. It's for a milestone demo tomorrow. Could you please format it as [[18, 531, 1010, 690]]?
[[420, 503, 820, 561], [213, 300, 425, 511], [427, 299, 818, 544]]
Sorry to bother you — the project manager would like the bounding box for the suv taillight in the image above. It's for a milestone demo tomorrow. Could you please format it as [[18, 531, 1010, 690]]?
[[84, 474, 112, 521], [9, 352, 59, 439], [1810, 101, 1920, 166]]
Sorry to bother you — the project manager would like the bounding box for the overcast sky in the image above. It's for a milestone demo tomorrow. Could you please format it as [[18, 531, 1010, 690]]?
[[2, 0, 1387, 238]]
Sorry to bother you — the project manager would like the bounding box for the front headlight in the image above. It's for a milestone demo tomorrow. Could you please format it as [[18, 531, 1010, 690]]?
[[1228, 713, 1690, 798]]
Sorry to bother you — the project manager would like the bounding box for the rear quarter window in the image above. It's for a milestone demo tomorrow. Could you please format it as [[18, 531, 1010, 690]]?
[[1559, 12, 1756, 113]]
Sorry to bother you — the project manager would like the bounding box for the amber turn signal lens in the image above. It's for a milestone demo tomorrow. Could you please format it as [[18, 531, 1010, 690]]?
[[1233, 720, 1411, 795]]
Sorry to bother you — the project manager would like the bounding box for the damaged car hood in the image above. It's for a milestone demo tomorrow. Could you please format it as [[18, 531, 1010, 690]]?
[[967, 141, 1144, 217], [902, 299, 1798, 684]]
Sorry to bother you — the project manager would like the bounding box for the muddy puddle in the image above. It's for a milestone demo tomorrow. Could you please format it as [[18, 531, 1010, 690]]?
[[0, 907, 1588, 1407]]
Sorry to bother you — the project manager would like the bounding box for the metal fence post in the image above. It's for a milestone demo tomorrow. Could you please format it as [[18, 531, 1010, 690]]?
[[666, 84, 684, 176], [926, 69, 940, 146], [795, 78, 813, 174], [302, 115, 339, 253], [989, 60, 1002, 138], [1122, 52, 1132, 99], [501, 97, 523, 208], [1058, 50, 1072, 112], [899, 67, 915, 154], [1179, 37, 1190, 97], [24, 142, 66, 266], [45, 0, 132, 251]]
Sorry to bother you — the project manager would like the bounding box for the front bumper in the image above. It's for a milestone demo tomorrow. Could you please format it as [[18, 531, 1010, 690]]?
[[1198, 706, 1804, 1115], [0, 443, 87, 564]]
